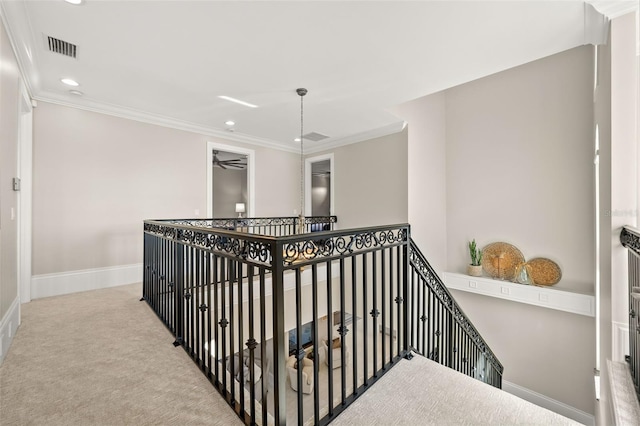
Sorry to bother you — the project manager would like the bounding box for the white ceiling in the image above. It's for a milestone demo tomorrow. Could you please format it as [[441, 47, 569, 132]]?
[[0, 1, 635, 153]]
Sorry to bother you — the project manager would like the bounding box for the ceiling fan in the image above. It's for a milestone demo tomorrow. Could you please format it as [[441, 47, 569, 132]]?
[[212, 150, 247, 170]]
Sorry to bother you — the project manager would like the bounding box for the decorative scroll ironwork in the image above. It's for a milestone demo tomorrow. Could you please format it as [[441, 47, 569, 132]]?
[[301, 216, 337, 225], [157, 216, 337, 234], [283, 227, 408, 267], [621, 226, 640, 257], [144, 222, 272, 266], [409, 240, 504, 375]]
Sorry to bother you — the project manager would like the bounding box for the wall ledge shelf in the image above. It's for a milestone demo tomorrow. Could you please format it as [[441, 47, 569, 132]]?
[[443, 272, 595, 317]]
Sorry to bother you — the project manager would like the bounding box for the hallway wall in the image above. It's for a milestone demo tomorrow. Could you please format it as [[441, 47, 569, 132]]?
[[31, 102, 299, 279], [0, 14, 22, 362]]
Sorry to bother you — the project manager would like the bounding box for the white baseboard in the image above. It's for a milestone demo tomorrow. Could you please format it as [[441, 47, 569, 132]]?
[[0, 296, 20, 365], [31, 263, 143, 299], [502, 380, 595, 426], [612, 321, 629, 362]]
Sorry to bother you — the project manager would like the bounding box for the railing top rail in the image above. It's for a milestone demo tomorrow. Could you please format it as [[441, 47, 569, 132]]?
[[146, 215, 337, 233], [143, 217, 409, 268], [621, 226, 640, 257], [409, 239, 504, 375], [281, 224, 410, 268]]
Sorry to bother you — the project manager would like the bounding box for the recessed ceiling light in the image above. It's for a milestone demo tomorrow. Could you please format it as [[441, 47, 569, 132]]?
[[225, 120, 235, 126], [61, 78, 79, 87], [69, 90, 83, 96], [294, 138, 301, 142], [218, 95, 258, 108], [64, 0, 83, 5]]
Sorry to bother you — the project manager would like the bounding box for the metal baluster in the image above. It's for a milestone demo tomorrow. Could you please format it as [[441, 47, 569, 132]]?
[[339, 257, 347, 404], [389, 247, 394, 361], [312, 263, 320, 424], [228, 257, 236, 405], [325, 259, 334, 414], [237, 258, 245, 416], [381, 248, 386, 369], [352, 254, 359, 395], [295, 267, 304, 424], [259, 267, 268, 426], [195, 248, 201, 365], [372, 251, 378, 376], [362, 253, 369, 386], [220, 257, 227, 396], [246, 265, 256, 422], [206, 251, 212, 380]]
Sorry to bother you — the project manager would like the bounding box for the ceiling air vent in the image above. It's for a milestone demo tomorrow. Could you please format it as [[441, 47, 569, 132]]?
[[303, 132, 329, 142], [46, 36, 77, 58]]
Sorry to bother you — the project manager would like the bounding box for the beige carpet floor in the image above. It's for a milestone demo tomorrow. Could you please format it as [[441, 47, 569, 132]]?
[[1, 282, 582, 426], [0, 283, 242, 425], [331, 354, 580, 426]]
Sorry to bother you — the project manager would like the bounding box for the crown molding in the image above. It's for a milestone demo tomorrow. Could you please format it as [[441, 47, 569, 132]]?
[[305, 121, 405, 154], [33, 93, 301, 154], [33, 92, 405, 156], [586, 0, 638, 20], [0, 0, 36, 99]]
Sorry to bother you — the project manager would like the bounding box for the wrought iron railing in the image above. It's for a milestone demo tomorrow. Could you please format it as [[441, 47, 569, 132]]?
[[142, 217, 502, 425], [407, 240, 503, 387], [619, 226, 640, 401], [154, 216, 337, 237]]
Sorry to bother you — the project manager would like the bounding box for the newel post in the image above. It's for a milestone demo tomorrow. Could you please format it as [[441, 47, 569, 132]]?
[[271, 239, 287, 426]]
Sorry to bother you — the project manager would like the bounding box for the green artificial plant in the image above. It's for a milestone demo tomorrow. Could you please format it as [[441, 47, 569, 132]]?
[[468, 239, 483, 266]]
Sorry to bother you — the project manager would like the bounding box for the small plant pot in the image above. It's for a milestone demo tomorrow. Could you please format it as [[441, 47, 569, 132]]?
[[467, 264, 483, 277]]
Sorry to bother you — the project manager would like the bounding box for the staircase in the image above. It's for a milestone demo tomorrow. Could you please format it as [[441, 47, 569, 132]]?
[[142, 217, 502, 425]]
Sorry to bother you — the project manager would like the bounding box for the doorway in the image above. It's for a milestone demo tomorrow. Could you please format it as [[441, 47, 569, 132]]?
[[206, 142, 255, 218], [305, 153, 334, 217]]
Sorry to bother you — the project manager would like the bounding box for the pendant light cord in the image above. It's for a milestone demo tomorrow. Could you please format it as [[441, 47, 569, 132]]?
[[297, 88, 307, 221], [301, 93, 305, 218]]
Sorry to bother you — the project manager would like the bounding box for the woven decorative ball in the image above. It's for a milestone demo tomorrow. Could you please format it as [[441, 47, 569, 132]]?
[[481, 242, 525, 281], [527, 258, 562, 286]]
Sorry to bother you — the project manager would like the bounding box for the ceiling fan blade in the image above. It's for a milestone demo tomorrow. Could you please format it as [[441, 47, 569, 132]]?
[[218, 163, 227, 170]]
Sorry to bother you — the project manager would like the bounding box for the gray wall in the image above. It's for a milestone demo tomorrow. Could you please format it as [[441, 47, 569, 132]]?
[[0, 17, 20, 324], [445, 46, 595, 415], [32, 102, 299, 276], [213, 167, 247, 218], [311, 174, 330, 216], [393, 46, 597, 415], [390, 93, 447, 273], [312, 129, 408, 230], [445, 46, 594, 290]]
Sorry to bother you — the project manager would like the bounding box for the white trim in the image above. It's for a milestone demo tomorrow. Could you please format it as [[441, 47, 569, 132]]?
[[444, 272, 596, 317], [18, 82, 33, 304], [612, 321, 630, 362], [0, 297, 20, 365], [305, 121, 405, 154], [206, 142, 255, 219], [31, 264, 142, 300], [305, 153, 335, 218], [35, 95, 298, 153], [0, 1, 36, 98], [502, 380, 595, 426]]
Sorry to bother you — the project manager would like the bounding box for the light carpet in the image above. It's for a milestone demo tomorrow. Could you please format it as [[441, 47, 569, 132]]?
[[331, 354, 580, 426], [2, 283, 583, 425], [0, 283, 242, 425]]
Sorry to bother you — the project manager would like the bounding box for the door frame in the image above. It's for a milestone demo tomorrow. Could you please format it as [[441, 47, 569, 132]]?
[[305, 153, 334, 217], [206, 141, 255, 218], [18, 83, 33, 304]]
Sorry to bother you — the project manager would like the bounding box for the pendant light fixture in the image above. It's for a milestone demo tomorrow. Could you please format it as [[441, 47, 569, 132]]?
[[297, 88, 307, 234]]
